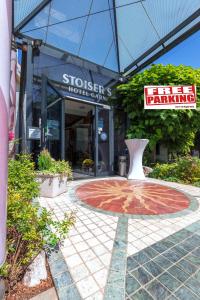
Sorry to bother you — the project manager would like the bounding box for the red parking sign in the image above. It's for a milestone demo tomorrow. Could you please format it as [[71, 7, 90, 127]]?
[[144, 85, 196, 109]]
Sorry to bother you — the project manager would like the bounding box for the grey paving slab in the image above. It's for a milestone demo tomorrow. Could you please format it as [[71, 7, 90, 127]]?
[[30, 288, 58, 300], [104, 216, 128, 300], [175, 286, 199, 300]]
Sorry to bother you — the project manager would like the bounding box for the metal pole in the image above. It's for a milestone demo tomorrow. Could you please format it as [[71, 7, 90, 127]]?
[[61, 99, 65, 160], [0, 0, 12, 266], [8, 40, 17, 158], [17, 44, 27, 154], [94, 106, 98, 177], [41, 74, 47, 150], [109, 109, 114, 175], [25, 43, 33, 153]]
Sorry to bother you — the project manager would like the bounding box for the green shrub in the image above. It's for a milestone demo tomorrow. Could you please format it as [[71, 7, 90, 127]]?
[[174, 156, 200, 184], [8, 154, 39, 201], [0, 191, 75, 291], [0, 154, 75, 293], [38, 149, 72, 179], [54, 160, 73, 179], [150, 156, 200, 185], [38, 149, 53, 171], [149, 162, 177, 180]]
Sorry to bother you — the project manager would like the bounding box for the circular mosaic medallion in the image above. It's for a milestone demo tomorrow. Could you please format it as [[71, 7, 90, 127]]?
[[76, 180, 190, 215]]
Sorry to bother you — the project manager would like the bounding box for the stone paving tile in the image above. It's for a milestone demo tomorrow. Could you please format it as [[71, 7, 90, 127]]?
[[193, 269, 200, 282], [127, 256, 140, 271], [185, 277, 200, 297], [85, 291, 103, 300], [147, 280, 171, 299], [132, 251, 150, 265], [85, 257, 104, 274], [176, 259, 198, 276], [168, 265, 190, 283], [125, 274, 141, 295], [70, 263, 90, 282], [158, 272, 181, 292], [126, 221, 200, 300], [39, 178, 200, 299], [174, 286, 198, 300], [57, 284, 81, 300], [131, 267, 153, 285], [54, 271, 73, 289], [93, 268, 108, 289], [143, 260, 164, 277], [153, 254, 173, 269], [76, 276, 99, 298], [129, 288, 154, 300], [98, 252, 112, 266]]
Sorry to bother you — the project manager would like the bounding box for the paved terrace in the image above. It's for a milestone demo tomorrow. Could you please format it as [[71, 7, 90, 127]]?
[[39, 177, 200, 300]]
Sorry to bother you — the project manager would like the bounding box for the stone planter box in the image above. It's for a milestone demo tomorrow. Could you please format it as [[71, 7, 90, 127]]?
[[37, 173, 68, 198]]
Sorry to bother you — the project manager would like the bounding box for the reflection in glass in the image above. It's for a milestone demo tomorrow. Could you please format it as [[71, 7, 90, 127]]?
[[98, 108, 109, 175], [46, 84, 61, 160]]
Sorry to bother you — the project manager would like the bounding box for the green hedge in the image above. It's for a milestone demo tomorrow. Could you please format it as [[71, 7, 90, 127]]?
[[149, 156, 200, 187]]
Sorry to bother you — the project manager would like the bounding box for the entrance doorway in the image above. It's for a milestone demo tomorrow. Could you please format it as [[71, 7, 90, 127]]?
[[65, 100, 95, 178], [40, 76, 114, 178], [65, 99, 114, 178]]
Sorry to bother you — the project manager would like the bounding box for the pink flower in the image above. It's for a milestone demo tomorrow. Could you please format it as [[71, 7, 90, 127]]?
[[8, 131, 15, 141]]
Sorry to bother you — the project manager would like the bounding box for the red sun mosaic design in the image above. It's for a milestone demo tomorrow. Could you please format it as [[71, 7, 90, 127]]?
[[76, 180, 190, 215]]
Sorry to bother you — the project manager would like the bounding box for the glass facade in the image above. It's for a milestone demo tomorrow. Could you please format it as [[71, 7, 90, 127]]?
[[97, 108, 110, 175], [27, 48, 116, 177], [14, 0, 200, 74], [46, 84, 62, 160]]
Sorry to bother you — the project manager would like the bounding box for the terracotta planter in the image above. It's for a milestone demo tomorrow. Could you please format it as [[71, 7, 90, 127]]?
[[37, 174, 68, 198], [125, 139, 149, 180]]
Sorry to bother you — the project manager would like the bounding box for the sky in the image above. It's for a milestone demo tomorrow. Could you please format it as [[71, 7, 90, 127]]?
[[154, 30, 200, 68]]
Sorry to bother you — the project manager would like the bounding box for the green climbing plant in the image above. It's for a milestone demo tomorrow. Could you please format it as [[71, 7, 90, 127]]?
[[113, 64, 200, 157]]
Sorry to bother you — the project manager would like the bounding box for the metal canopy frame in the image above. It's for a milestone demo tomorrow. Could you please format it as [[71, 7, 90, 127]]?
[[19, 33, 120, 80], [112, 0, 121, 73], [127, 21, 200, 76], [14, 0, 200, 76], [14, 0, 51, 33], [124, 9, 200, 75]]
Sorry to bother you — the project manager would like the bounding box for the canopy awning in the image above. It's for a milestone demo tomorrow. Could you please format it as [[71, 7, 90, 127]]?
[[14, 0, 200, 75]]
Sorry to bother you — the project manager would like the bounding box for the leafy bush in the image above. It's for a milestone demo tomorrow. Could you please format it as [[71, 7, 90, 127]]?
[[114, 64, 200, 156], [38, 149, 72, 179], [0, 154, 75, 293], [38, 149, 52, 171], [149, 156, 200, 186], [8, 154, 39, 201]]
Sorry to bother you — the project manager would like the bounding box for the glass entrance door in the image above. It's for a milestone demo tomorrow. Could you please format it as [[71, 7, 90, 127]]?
[[65, 100, 95, 178], [96, 107, 113, 176], [41, 75, 64, 160], [41, 76, 114, 178]]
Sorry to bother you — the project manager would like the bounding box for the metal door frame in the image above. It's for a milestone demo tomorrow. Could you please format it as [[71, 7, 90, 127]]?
[[41, 74, 65, 159], [41, 74, 114, 176]]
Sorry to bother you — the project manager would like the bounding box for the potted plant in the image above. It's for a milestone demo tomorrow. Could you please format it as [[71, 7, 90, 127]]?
[[82, 158, 94, 174], [36, 149, 72, 197]]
